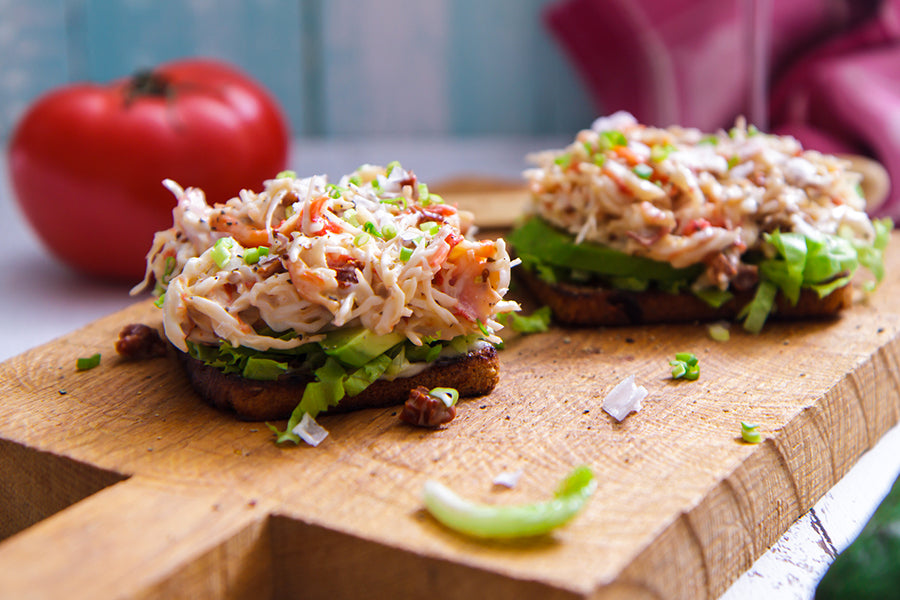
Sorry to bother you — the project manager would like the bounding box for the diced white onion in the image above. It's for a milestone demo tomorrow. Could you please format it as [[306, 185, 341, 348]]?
[[291, 413, 329, 447], [492, 468, 524, 489], [602, 374, 648, 422]]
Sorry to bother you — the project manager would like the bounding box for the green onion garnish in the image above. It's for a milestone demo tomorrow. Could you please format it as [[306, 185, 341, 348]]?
[[275, 170, 296, 179], [429, 387, 460, 408], [554, 153, 572, 169], [153, 292, 166, 308], [593, 153, 606, 167], [399, 246, 414, 262], [727, 155, 740, 169], [386, 160, 402, 176], [418, 183, 430, 202], [633, 164, 653, 179], [670, 352, 700, 380], [243, 246, 269, 265], [381, 222, 398, 240], [599, 130, 628, 149], [76, 353, 101, 371], [363, 222, 383, 238], [342, 208, 359, 226], [419, 221, 440, 236], [427, 193, 444, 205], [354, 232, 371, 247], [326, 184, 346, 199], [650, 143, 674, 162], [476, 319, 491, 337], [422, 465, 596, 539], [741, 421, 762, 444], [211, 237, 234, 269], [349, 175, 362, 186], [380, 196, 408, 211], [699, 135, 719, 146], [748, 124, 760, 136]]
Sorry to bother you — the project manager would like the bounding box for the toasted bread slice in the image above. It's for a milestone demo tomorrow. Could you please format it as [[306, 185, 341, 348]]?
[[177, 344, 499, 421], [517, 269, 852, 327]]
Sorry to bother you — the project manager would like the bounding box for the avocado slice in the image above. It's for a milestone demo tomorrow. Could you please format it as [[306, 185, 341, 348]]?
[[507, 216, 702, 283], [321, 327, 404, 367]]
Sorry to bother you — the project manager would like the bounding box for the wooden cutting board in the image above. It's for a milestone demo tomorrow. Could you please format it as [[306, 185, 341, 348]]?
[[2, 234, 900, 600]]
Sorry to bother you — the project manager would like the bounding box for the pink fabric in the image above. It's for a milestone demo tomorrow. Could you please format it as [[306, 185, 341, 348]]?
[[544, 0, 900, 216]]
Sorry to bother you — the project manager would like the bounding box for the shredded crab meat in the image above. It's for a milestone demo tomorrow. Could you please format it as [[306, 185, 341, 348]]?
[[525, 111, 877, 289], [134, 165, 519, 352]]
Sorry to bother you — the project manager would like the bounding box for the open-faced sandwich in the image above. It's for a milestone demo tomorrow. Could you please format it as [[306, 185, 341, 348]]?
[[132, 163, 519, 442], [508, 111, 892, 332]]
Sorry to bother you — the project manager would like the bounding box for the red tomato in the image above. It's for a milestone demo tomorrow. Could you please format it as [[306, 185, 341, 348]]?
[[7, 58, 289, 281]]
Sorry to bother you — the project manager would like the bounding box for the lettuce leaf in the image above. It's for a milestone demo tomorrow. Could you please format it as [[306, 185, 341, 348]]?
[[745, 221, 892, 332], [498, 306, 552, 333]]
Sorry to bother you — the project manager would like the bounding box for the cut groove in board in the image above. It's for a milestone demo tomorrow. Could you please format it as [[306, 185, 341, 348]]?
[[0, 438, 127, 540]]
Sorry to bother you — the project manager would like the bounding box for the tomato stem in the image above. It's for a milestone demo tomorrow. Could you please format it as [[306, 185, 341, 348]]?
[[125, 69, 172, 105]]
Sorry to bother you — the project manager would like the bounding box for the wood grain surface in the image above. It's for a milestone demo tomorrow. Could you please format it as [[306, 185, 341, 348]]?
[[1, 234, 900, 599]]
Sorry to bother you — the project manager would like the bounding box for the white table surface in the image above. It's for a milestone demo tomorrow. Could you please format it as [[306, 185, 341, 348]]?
[[2, 137, 898, 598]]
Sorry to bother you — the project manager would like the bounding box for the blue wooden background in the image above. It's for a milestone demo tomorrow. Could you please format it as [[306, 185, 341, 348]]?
[[0, 0, 597, 141]]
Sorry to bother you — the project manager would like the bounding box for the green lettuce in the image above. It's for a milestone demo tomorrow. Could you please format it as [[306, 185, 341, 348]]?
[[742, 219, 893, 332]]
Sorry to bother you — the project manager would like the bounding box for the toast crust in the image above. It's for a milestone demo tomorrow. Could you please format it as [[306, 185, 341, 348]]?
[[517, 269, 853, 326], [177, 344, 499, 421]]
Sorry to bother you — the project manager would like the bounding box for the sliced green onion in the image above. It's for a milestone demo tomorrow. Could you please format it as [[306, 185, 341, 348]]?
[[727, 155, 740, 169], [211, 237, 234, 269], [76, 353, 101, 371], [349, 175, 362, 186], [748, 124, 760, 136], [386, 160, 402, 176], [741, 421, 762, 444], [633, 164, 653, 179], [699, 135, 719, 146], [326, 184, 346, 199], [674, 352, 698, 366], [363, 221, 383, 238], [342, 208, 359, 226], [427, 193, 444, 205], [650, 143, 674, 162], [599, 130, 627, 149], [276, 170, 296, 179], [400, 246, 414, 262], [476, 319, 491, 337], [593, 153, 606, 167], [554, 153, 572, 169], [381, 222, 398, 240], [429, 387, 460, 408], [244, 246, 269, 265], [380, 196, 408, 211], [418, 183, 430, 202], [670, 352, 699, 380], [422, 465, 596, 539], [419, 221, 440, 236], [582, 141, 594, 156], [354, 232, 371, 247], [153, 292, 166, 308]]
